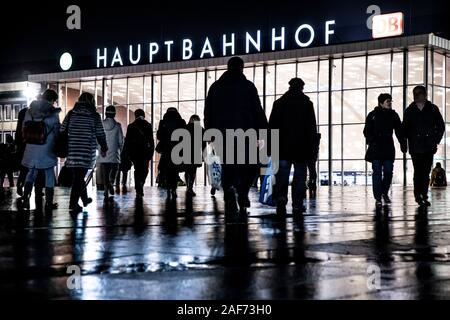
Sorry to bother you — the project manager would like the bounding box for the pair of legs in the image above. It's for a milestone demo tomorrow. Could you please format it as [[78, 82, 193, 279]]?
[[411, 153, 434, 206], [275, 160, 307, 214], [221, 164, 259, 214], [21, 167, 56, 210], [185, 166, 198, 196], [100, 163, 119, 200], [69, 167, 92, 211], [115, 169, 129, 193], [307, 159, 317, 198], [372, 160, 394, 203], [0, 169, 14, 187], [132, 158, 149, 197]]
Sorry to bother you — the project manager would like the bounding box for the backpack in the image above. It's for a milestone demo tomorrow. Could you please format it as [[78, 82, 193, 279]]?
[[22, 114, 48, 145]]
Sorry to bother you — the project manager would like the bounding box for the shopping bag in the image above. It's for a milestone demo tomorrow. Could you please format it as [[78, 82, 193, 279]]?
[[259, 159, 276, 207], [206, 145, 221, 190]]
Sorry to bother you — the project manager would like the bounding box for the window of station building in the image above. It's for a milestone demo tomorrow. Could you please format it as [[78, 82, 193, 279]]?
[[318, 125, 328, 160], [179, 73, 196, 102], [298, 60, 318, 93], [391, 87, 404, 118], [331, 58, 342, 91], [65, 82, 81, 112], [433, 86, 445, 116], [343, 161, 366, 186], [408, 49, 425, 85], [3, 104, 11, 121], [343, 124, 365, 160], [446, 55, 450, 87], [153, 75, 162, 103], [266, 65, 275, 96], [196, 100, 205, 121], [265, 95, 275, 119], [161, 74, 178, 104], [196, 71, 206, 100], [343, 89, 365, 124], [331, 91, 342, 125], [446, 89, 450, 123], [13, 104, 21, 120], [318, 92, 329, 125], [331, 124, 342, 160], [112, 78, 127, 106], [433, 52, 445, 87], [128, 77, 144, 104], [317, 161, 329, 186], [243, 66, 254, 83], [275, 62, 296, 95], [343, 56, 366, 90], [367, 54, 391, 88], [254, 66, 264, 95], [392, 52, 404, 86], [319, 60, 329, 92]]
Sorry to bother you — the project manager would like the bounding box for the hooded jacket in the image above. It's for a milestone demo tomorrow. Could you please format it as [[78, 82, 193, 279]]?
[[21, 99, 61, 169], [97, 117, 124, 164]]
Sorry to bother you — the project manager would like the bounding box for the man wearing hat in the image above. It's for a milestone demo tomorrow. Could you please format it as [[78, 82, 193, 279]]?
[[269, 77, 318, 216], [97, 105, 124, 201]]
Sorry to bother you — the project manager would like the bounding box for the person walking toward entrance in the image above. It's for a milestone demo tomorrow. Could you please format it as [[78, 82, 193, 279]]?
[[0, 134, 16, 188], [204, 56, 268, 216], [430, 162, 447, 187], [156, 107, 186, 199], [97, 105, 123, 202], [123, 109, 154, 198], [184, 114, 206, 197], [18, 89, 61, 211], [364, 93, 406, 206], [402, 86, 445, 207], [61, 92, 108, 213], [269, 78, 318, 216]]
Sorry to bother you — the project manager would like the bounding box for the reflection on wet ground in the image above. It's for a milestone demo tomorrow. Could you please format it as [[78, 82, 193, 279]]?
[[1, 185, 450, 299]]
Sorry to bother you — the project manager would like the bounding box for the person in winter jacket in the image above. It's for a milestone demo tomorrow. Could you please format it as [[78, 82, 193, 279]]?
[[123, 109, 154, 198], [269, 78, 317, 216], [204, 56, 268, 216], [18, 89, 60, 211], [61, 92, 107, 213], [184, 114, 206, 197], [364, 93, 406, 206], [402, 86, 445, 207], [97, 105, 123, 201], [156, 107, 186, 199], [0, 134, 16, 188]]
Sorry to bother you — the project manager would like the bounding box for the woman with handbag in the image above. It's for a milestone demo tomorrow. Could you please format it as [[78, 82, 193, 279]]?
[[60, 92, 107, 213]]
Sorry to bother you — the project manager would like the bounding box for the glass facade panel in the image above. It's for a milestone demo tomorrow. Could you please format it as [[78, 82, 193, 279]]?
[[179, 73, 196, 101], [112, 78, 127, 105], [392, 52, 404, 86], [161, 74, 178, 102], [367, 54, 390, 88], [343, 56, 366, 90], [276, 63, 296, 95], [299, 61, 318, 92], [343, 124, 365, 159], [434, 52, 445, 87], [343, 90, 365, 124], [408, 49, 425, 85], [318, 92, 329, 125], [128, 77, 144, 104]]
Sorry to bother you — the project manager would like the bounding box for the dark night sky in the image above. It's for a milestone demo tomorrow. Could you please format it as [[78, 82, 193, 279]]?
[[0, 0, 448, 82]]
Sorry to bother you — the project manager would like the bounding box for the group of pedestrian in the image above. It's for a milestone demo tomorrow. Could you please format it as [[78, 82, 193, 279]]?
[[2, 56, 447, 218], [364, 86, 445, 207]]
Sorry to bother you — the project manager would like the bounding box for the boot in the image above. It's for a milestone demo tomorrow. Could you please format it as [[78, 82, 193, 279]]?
[[45, 188, 58, 211], [18, 182, 33, 209]]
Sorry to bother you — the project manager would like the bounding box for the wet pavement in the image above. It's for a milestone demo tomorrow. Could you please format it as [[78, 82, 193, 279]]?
[[1, 185, 450, 299]]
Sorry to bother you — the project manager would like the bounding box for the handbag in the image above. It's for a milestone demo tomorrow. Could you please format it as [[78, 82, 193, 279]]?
[[54, 111, 72, 158]]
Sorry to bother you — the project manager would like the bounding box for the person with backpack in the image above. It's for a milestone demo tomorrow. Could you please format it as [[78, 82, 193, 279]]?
[[18, 89, 60, 211], [123, 109, 154, 198], [97, 105, 124, 202], [61, 92, 107, 213], [430, 162, 447, 187]]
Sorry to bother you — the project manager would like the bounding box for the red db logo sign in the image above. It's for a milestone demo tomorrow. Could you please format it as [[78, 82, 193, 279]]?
[[372, 12, 404, 38]]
